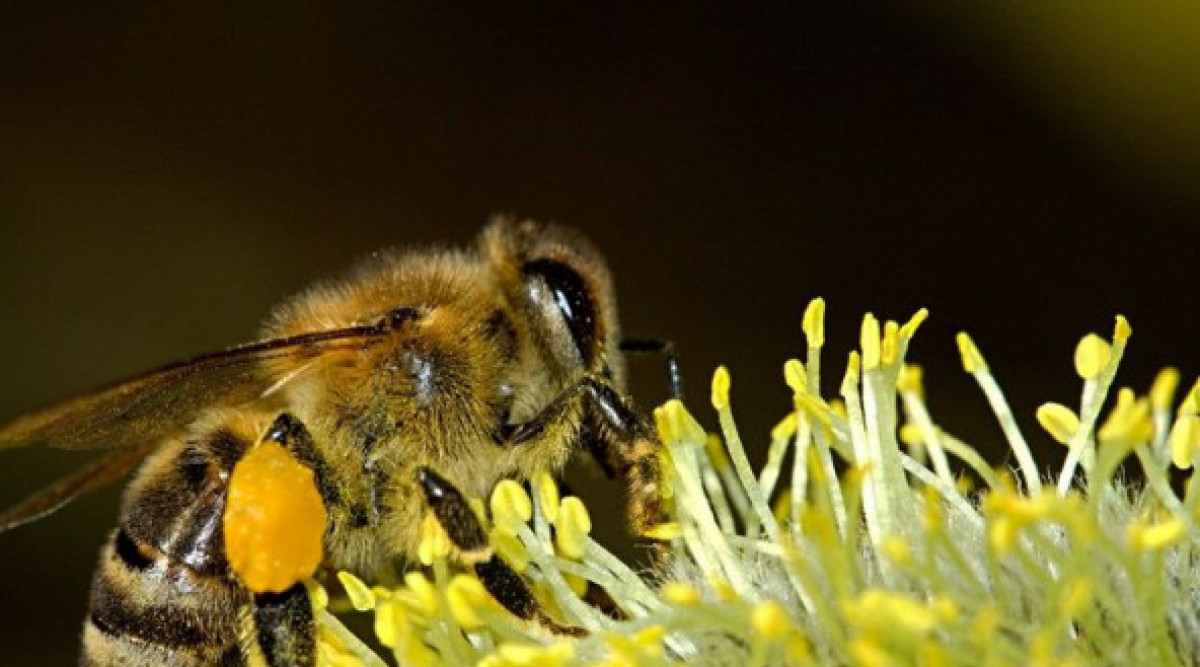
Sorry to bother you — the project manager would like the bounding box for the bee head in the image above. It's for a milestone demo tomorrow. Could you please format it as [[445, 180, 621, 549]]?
[[481, 217, 623, 385]]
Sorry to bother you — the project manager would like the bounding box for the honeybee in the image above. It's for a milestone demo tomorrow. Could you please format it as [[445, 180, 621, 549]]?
[[0, 219, 678, 666]]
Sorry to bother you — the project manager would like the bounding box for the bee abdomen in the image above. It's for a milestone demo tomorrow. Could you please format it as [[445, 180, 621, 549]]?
[[81, 526, 247, 666], [81, 433, 251, 666]]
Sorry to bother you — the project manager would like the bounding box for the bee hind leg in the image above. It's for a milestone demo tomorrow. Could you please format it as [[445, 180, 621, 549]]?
[[251, 584, 317, 667], [416, 467, 584, 636]]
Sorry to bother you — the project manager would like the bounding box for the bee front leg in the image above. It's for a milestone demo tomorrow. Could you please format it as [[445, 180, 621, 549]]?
[[578, 378, 672, 536], [504, 376, 671, 537]]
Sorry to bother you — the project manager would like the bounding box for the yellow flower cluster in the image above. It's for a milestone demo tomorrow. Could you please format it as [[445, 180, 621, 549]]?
[[308, 299, 1200, 666]]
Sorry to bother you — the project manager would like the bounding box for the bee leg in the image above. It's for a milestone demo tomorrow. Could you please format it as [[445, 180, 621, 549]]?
[[578, 378, 672, 536], [263, 413, 337, 502], [416, 467, 585, 636], [504, 376, 671, 537], [251, 583, 317, 667], [619, 337, 684, 401], [263, 412, 381, 531]]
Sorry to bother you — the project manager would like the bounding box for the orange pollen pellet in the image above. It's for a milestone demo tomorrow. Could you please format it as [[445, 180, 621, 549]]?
[[223, 441, 327, 594]]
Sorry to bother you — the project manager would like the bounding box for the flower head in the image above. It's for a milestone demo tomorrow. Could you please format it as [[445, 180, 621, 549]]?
[[314, 299, 1200, 666]]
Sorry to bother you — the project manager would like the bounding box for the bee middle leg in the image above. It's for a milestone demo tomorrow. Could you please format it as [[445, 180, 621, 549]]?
[[416, 467, 584, 636]]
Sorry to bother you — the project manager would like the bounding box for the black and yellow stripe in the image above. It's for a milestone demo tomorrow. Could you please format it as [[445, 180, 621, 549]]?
[[80, 421, 320, 667]]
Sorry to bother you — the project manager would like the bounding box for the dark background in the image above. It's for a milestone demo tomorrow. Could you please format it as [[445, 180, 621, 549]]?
[[3, 3, 1199, 662]]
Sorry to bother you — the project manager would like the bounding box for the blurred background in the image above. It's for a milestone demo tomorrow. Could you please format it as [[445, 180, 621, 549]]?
[[3, 3, 1200, 662]]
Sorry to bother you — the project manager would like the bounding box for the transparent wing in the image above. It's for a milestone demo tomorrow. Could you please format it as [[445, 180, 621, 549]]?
[[0, 323, 389, 452], [0, 440, 159, 533]]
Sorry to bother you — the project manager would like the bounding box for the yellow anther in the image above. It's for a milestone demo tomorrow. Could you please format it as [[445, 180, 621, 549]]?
[[555, 496, 592, 559], [660, 581, 702, 606], [337, 571, 376, 612], [931, 596, 959, 624], [841, 352, 862, 393], [969, 605, 999, 646], [372, 598, 399, 647], [1074, 333, 1111, 380], [491, 527, 530, 572], [1129, 518, 1186, 551], [881, 536, 912, 565], [845, 590, 937, 637], [304, 579, 329, 610], [1151, 367, 1182, 412], [1113, 315, 1132, 343], [772, 488, 793, 523], [705, 433, 730, 471], [491, 479, 533, 532], [711, 366, 732, 410], [955, 332, 987, 373], [802, 297, 826, 348], [641, 521, 682, 541], [1098, 390, 1152, 446], [786, 633, 812, 662], [446, 574, 490, 629], [900, 308, 929, 340], [565, 571, 589, 597], [752, 600, 792, 640], [658, 399, 706, 445], [860, 313, 881, 370], [1058, 580, 1093, 618], [534, 471, 560, 524], [881, 320, 899, 366], [1180, 378, 1200, 416], [791, 392, 831, 429], [1107, 388, 1136, 422], [1170, 415, 1200, 469], [828, 397, 848, 420], [224, 441, 327, 594], [917, 641, 952, 667], [395, 621, 439, 667], [708, 576, 739, 602], [848, 637, 890, 667], [653, 404, 672, 442], [497, 642, 575, 667], [897, 364, 924, 395], [632, 625, 666, 650], [989, 516, 1017, 554], [402, 571, 440, 617], [1036, 403, 1080, 445], [783, 358, 807, 395], [898, 422, 923, 448], [772, 412, 799, 442], [417, 512, 451, 565]]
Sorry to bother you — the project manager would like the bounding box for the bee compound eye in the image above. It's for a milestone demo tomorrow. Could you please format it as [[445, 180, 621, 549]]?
[[521, 258, 596, 365]]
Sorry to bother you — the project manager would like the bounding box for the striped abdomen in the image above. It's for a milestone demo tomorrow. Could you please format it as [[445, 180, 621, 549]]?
[[80, 427, 292, 666]]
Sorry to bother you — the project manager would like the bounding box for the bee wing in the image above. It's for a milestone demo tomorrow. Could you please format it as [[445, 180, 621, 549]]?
[[0, 323, 390, 452], [0, 439, 159, 532]]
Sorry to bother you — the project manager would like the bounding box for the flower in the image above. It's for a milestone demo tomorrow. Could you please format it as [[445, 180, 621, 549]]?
[[312, 299, 1200, 666]]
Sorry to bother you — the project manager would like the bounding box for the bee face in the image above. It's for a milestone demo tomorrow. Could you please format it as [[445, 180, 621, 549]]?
[[0, 217, 670, 666]]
